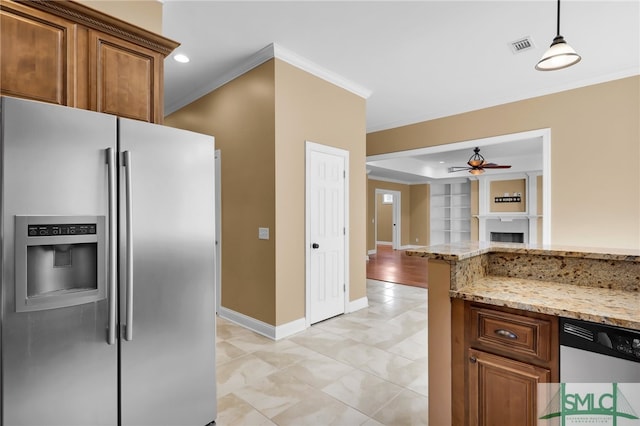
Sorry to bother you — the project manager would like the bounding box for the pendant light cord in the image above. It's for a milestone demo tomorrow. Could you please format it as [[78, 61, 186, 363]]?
[[556, 0, 561, 36]]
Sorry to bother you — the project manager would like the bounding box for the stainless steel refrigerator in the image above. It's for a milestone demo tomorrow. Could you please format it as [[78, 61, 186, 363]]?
[[0, 96, 217, 426]]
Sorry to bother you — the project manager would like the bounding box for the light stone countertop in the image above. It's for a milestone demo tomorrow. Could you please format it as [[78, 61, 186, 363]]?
[[405, 241, 640, 262], [406, 242, 640, 331], [450, 276, 640, 330]]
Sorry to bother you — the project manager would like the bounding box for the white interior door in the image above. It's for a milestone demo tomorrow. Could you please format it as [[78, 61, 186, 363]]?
[[306, 142, 348, 325], [392, 192, 401, 249], [374, 188, 401, 250]]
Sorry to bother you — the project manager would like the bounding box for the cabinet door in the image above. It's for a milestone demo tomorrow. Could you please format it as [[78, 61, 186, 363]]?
[[468, 348, 550, 426], [0, 0, 76, 105], [88, 30, 163, 123]]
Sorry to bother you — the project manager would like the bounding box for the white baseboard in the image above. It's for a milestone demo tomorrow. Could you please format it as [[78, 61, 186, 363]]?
[[218, 306, 306, 340], [367, 249, 377, 256], [275, 317, 307, 340], [376, 241, 392, 246], [348, 296, 369, 313]]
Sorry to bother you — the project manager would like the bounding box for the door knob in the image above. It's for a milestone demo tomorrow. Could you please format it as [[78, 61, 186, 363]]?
[[312, 243, 320, 249]]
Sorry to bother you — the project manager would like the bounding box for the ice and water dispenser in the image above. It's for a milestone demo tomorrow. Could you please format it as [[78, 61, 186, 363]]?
[[15, 216, 106, 312]]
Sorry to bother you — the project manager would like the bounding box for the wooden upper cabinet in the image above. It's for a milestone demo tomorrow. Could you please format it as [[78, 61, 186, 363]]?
[[89, 31, 162, 122], [0, 0, 179, 123], [0, 1, 75, 105]]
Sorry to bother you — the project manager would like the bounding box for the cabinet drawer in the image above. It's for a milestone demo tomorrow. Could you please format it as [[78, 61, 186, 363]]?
[[469, 305, 552, 362]]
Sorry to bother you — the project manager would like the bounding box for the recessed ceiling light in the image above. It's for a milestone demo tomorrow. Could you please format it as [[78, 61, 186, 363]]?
[[439, 161, 445, 164], [174, 54, 190, 64]]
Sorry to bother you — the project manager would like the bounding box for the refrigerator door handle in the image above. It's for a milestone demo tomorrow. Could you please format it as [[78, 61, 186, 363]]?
[[107, 148, 117, 345], [124, 150, 134, 341]]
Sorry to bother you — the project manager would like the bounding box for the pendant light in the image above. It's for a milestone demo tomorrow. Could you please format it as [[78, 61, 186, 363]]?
[[536, 0, 581, 71]]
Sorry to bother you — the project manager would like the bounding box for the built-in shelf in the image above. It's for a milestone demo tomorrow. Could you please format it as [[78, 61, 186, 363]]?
[[430, 181, 471, 245]]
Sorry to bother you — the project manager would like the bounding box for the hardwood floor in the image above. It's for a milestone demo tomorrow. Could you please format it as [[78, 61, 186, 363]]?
[[366, 244, 428, 289]]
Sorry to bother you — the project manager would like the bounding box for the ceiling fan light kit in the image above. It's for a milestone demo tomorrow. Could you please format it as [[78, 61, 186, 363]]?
[[449, 147, 512, 175], [467, 149, 485, 167], [536, 0, 581, 71]]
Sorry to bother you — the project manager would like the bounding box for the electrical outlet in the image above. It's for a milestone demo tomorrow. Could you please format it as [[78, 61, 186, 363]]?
[[258, 227, 269, 240]]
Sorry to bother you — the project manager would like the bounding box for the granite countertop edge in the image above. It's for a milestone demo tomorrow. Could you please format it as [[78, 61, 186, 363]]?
[[405, 242, 640, 262], [450, 277, 640, 331]]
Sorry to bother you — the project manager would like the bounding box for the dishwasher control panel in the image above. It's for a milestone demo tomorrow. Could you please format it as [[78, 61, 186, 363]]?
[[561, 318, 640, 362]]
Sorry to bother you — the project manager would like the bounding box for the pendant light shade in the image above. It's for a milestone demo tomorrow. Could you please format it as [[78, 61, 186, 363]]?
[[536, 0, 581, 71], [536, 35, 581, 70]]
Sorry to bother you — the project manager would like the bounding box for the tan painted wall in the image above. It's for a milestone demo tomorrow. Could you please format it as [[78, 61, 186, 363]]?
[[368, 77, 640, 249], [167, 59, 365, 326], [165, 61, 277, 324], [410, 184, 430, 246], [273, 59, 367, 323], [76, 0, 163, 33], [367, 179, 411, 250], [490, 179, 526, 213], [376, 195, 393, 242]]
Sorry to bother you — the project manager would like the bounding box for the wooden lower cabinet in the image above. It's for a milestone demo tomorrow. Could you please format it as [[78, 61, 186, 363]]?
[[453, 301, 559, 425], [468, 348, 550, 426]]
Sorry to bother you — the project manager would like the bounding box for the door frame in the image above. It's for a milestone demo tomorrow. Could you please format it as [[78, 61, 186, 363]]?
[[215, 149, 221, 314], [374, 188, 401, 250], [367, 128, 551, 244], [305, 141, 349, 327]]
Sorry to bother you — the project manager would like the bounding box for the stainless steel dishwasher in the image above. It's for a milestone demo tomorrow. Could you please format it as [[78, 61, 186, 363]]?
[[560, 317, 640, 383]]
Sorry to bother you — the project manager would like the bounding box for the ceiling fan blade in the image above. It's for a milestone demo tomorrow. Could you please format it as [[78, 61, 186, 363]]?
[[448, 166, 471, 173], [482, 164, 512, 169]]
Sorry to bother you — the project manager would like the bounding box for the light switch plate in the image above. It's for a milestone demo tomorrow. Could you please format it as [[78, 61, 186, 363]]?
[[258, 227, 269, 240]]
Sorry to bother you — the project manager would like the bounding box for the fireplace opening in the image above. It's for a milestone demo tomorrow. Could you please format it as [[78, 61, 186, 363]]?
[[491, 232, 524, 243]]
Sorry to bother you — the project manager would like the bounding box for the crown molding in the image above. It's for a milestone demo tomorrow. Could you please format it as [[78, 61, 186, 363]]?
[[272, 43, 372, 99], [165, 42, 371, 115]]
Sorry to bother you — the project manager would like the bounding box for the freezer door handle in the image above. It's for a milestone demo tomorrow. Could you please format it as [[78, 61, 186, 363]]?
[[124, 150, 134, 341], [107, 148, 117, 345]]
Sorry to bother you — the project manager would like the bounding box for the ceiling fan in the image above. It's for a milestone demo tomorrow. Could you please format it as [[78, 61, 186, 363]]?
[[448, 147, 511, 175]]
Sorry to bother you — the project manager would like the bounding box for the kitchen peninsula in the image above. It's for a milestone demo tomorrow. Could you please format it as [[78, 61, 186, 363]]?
[[406, 242, 640, 426]]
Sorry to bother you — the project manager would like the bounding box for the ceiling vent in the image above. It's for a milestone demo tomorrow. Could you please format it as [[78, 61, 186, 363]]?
[[509, 36, 535, 54]]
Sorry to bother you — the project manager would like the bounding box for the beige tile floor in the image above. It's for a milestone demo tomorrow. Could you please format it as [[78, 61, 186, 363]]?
[[215, 279, 428, 426]]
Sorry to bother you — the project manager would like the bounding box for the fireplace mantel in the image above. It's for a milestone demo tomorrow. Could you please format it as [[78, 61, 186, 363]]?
[[476, 214, 539, 244], [475, 214, 540, 220], [475, 172, 542, 244]]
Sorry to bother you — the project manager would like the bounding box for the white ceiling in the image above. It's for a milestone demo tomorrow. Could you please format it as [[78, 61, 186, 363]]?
[[162, 0, 639, 183], [367, 135, 544, 183]]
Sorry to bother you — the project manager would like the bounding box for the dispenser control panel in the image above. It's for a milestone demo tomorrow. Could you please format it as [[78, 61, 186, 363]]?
[[28, 224, 97, 237]]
